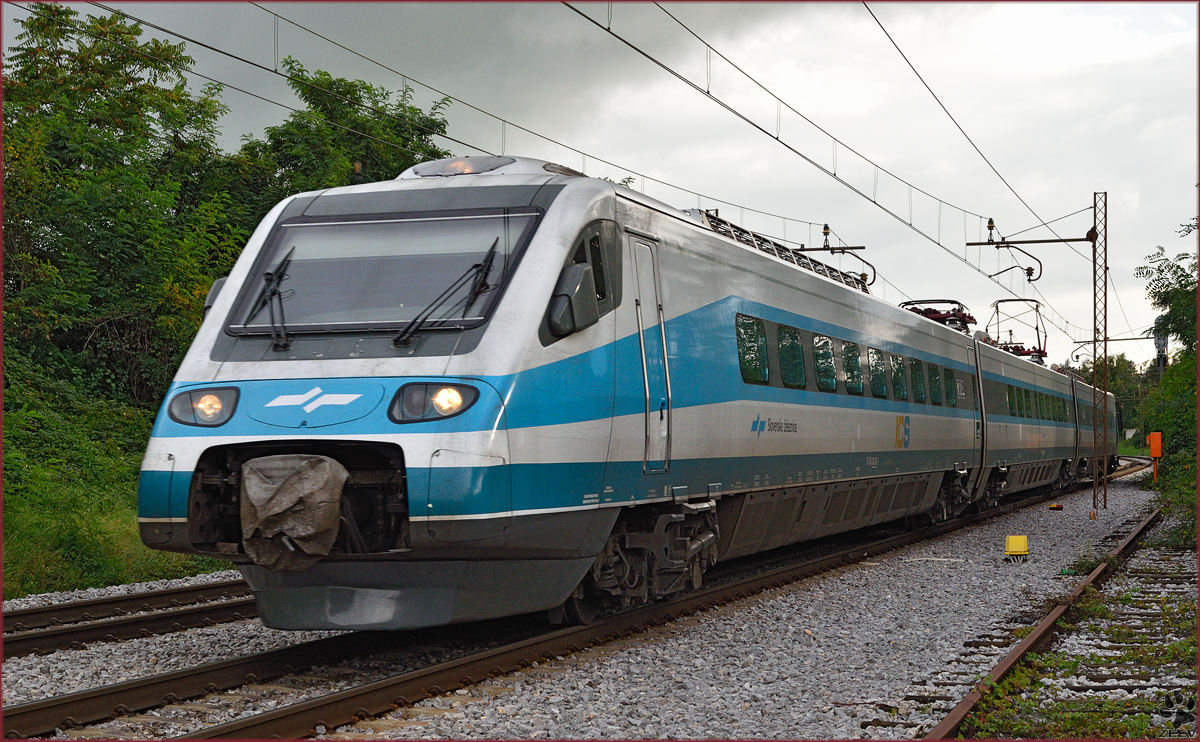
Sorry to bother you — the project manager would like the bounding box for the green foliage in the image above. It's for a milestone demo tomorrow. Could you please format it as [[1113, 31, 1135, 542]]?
[[1133, 221, 1197, 546], [220, 57, 451, 237], [1136, 245, 1198, 354], [3, 4, 245, 405], [1065, 353, 1144, 430], [3, 350, 226, 598]]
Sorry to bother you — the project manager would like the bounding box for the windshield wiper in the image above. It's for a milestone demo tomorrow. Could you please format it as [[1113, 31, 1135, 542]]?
[[463, 237, 500, 314], [393, 239, 499, 348], [246, 247, 296, 351]]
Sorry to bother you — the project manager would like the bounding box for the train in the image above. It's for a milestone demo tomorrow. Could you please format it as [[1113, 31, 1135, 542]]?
[[138, 155, 1118, 631]]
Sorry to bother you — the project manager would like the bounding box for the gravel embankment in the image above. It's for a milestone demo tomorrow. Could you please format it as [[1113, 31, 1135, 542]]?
[[320, 476, 1156, 740]]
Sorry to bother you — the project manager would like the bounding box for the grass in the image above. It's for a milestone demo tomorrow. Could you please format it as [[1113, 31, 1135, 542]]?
[[1118, 439, 1152, 457], [3, 351, 225, 600]]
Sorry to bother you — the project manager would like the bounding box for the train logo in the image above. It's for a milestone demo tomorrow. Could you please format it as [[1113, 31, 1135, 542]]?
[[752, 415, 799, 437], [895, 415, 911, 449], [265, 387, 362, 413]]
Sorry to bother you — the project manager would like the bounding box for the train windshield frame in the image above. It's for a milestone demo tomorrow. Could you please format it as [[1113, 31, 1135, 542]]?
[[226, 207, 541, 336]]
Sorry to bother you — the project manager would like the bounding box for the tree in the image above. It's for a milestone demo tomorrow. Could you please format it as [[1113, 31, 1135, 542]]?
[[219, 57, 451, 237], [1135, 245, 1197, 354], [1134, 215, 1197, 545], [1064, 353, 1145, 433], [3, 4, 243, 404]]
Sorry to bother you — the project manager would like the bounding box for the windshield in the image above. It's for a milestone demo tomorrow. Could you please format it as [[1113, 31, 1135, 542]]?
[[229, 210, 538, 333]]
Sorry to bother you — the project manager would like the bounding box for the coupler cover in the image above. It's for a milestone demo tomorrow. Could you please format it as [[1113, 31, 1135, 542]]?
[[240, 454, 349, 571]]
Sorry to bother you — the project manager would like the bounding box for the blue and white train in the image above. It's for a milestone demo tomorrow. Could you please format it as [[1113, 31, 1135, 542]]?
[[138, 156, 1118, 630]]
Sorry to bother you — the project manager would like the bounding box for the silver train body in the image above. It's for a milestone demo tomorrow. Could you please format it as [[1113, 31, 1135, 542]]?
[[138, 156, 1118, 630]]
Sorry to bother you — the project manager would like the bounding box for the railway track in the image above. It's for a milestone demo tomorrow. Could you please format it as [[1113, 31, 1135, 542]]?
[[922, 503, 1188, 739], [3, 581, 254, 658], [5, 462, 1148, 739]]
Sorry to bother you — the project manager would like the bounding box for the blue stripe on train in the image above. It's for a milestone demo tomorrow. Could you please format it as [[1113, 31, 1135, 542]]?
[[150, 297, 986, 439]]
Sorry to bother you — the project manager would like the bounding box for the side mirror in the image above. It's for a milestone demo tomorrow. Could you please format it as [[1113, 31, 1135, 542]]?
[[203, 276, 228, 319], [547, 263, 600, 337]]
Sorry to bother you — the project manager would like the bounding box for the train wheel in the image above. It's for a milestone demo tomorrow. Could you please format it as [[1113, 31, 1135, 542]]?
[[563, 582, 600, 625]]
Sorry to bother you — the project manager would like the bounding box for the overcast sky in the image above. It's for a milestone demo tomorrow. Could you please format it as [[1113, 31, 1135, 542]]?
[[5, 2, 1196, 365]]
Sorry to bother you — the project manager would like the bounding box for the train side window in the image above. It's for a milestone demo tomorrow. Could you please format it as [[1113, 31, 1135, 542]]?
[[909, 358, 926, 403], [928, 365, 942, 405], [735, 314, 769, 385], [1023, 389, 1032, 419], [813, 335, 837, 392], [778, 325, 806, 389], [890, 354, 908, 400], [1039, 393, 1047, 420], [843, 342, 864, 395], [944, 368, 957, 407], [565, 221, 621, 318], [1033, 392, 1040, 419], [1006, 385, 1017, 416], [868, 348, 888, 398]]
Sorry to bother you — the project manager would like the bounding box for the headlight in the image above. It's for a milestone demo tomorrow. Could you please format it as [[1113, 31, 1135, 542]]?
[[168, 387, 239, 426], [390, 383, 479, 423]]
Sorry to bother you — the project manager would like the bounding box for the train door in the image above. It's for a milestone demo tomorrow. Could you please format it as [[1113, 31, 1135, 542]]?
[[630, 238, 672, 473], [966, 340, 988, 499]]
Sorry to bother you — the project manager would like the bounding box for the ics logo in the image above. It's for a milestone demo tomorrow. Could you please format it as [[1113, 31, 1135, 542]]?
[[895, 415, 911, 448]]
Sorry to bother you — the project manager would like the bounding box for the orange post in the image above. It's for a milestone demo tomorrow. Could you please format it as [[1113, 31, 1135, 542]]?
[[1146, 432, 1162, 482]]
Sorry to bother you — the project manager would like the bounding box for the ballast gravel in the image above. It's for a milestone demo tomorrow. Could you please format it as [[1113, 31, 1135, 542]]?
[[319, 475, 1156, 740], [2, 619, 342, 706]]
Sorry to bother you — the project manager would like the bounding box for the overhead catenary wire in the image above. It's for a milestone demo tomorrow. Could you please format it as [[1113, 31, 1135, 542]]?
[[245, 2, 838, 232], [92, 0, 863, 248], [567, 2, 1087, 342], [643, 1, 1093, 342], [85, 1, 490, 158], [862, 3, 1140, 341], [652, 1, 985, 222]]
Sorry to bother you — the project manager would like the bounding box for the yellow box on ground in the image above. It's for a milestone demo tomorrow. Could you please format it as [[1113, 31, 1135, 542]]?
[[1004, 535, 1029, 556]]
